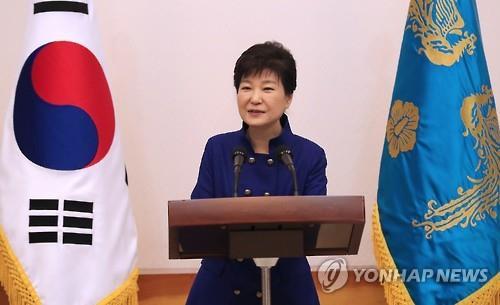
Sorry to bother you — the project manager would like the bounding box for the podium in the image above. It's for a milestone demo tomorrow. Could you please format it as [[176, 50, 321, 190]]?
[[168, 196, 365, 305]]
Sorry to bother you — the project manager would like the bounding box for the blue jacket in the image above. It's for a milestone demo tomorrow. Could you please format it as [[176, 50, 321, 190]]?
[[186, 115, 327, 305]]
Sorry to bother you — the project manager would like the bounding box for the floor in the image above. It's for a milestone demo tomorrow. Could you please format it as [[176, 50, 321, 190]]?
[[0, 272, 387, 305], [138, 272, 386, 305]]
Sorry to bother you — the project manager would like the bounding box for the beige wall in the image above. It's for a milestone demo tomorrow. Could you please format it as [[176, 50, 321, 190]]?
[[0, 1, 499, 273]]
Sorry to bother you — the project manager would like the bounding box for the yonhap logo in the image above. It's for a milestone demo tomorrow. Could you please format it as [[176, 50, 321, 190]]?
[[317, 257, 490, 294], [317, 258, 348, 293]]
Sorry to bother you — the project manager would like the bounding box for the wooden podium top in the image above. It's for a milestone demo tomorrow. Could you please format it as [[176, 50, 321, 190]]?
[[168, 196, 365, 258], [169, 195, 365, 227]]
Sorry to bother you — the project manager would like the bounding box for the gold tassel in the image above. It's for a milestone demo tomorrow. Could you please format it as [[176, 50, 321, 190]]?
[[372, 203, 414, 305], [1, 225, 139, 305], [372, 202, 500, 305], [456, 273, 499, 305], [0, 226, 42, 305], [96, 269, 139, 305]]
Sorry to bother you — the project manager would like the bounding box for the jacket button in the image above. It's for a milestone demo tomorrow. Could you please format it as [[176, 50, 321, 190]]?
[[256, 291, 263, 298], [264, 192, 270, 196], [248, 157, 256, 164], [244, 189, 252, 196], [233, 289, 241, 296], [267, 158, 274, 166]]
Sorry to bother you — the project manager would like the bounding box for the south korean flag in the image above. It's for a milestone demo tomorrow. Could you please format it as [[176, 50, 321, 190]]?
[[0, 1, 138, 304]]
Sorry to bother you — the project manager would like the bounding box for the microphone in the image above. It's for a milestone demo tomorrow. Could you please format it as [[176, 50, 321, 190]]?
[[232, 146, 247, 197], [276, 145, 299, 196]]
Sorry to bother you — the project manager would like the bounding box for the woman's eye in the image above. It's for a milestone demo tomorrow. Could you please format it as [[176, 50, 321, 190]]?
[[263, 87, 274, 91], [240, 86, 251, 90]]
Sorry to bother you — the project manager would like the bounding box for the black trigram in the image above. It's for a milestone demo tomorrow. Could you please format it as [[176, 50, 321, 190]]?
[[34, 1, 89, 15], [29, 199, 93, 245]]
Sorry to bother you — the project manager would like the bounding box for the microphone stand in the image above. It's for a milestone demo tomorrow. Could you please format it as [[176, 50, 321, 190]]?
[[288, 163, 299, 196], [233, 165, 242, 198], [278, 146, 299, 196], [232, 148, 246, 197], [254, 257, 278, 305]]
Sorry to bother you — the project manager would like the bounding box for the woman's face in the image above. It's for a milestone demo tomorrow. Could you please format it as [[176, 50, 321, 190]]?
[[237, 70, 292, 131]]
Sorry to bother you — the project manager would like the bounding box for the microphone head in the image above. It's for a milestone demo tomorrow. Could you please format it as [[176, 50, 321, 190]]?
[[275, 145, 292, 159], [232, 146, 247, 158], [232, 146, 247, 167]]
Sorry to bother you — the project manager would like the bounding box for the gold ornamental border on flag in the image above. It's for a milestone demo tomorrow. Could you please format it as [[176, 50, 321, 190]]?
[[97, 270, 139, 305], [0, 226, 139, 305], [372, 203, 500, 305]]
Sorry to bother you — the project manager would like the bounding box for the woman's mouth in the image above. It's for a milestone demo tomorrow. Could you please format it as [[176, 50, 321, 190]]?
[[248, 109, 265, 114]]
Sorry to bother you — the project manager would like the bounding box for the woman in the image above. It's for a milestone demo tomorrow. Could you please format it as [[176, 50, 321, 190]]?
[[186, 41, 327, 305]]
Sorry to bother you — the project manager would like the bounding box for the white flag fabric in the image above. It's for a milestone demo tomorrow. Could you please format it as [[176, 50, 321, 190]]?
[[0, 1, 138, 304]]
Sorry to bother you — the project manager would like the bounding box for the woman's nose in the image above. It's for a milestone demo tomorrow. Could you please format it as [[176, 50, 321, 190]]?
[[250, 91, 262, 104]]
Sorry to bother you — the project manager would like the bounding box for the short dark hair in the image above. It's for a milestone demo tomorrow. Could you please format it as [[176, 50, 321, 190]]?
[[233, 41, 297, 96]]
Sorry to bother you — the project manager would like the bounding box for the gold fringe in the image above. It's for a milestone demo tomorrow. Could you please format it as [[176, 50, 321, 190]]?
[[457, 273, 499, 305], [0, 225, 138, 305], [0, 226, 42, 305], [372, 203, 415, 305], [96, 269, 139, 305], [372, 202, 500, 305]]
